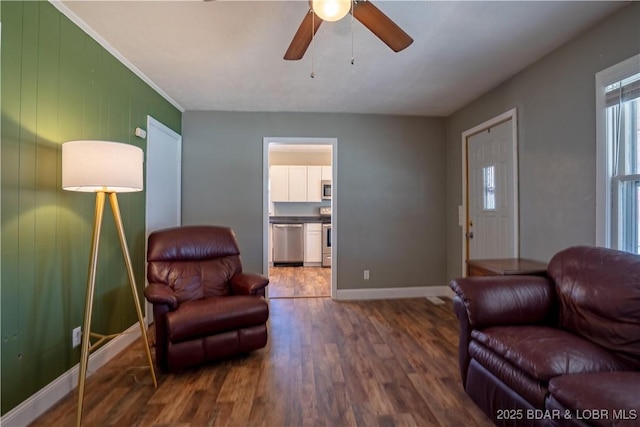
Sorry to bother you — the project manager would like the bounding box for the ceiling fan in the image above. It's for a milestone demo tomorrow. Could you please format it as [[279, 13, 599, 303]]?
[[284, 0, 413, 61]]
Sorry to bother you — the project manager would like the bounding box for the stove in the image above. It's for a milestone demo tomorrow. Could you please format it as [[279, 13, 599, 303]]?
[[320, 207, 332, 267]]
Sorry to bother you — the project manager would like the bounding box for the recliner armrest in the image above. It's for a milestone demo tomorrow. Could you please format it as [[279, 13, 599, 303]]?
[[144, 282, 178, 310], [450, 275, 556, 329], [230, 273, 269, 296]]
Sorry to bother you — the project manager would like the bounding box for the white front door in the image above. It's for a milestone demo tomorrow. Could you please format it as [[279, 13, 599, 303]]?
[[467, 117, 518, 260], [145, 116, 182, 322]]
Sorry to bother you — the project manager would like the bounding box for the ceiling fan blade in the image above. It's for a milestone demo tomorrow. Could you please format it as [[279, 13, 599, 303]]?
[[284, 10, 323, 61], [352, 0, 413, 52]]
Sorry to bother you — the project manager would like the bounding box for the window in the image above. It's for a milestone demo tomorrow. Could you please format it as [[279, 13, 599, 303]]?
[[483, 165, 496, 210], [596, 55, 640, 254]]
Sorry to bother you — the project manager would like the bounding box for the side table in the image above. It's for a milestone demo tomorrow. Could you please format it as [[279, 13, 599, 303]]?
[[467, 258, 547, 277]]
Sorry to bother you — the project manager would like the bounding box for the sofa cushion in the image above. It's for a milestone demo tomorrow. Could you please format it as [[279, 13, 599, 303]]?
[[471, 326, 633, 381], [547, 372, 640, 427], [547, 246, 640, 367], [167, 296, 269, 342]]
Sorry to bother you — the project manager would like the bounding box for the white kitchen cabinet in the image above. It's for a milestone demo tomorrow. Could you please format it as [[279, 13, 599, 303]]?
[[304, 223, 323, 264], [306, 166, 322, 202], [321, 165, 332, 181], [271, 165, 331, 202], [270, 166, 289, 202], [288, 166, 307, 201]]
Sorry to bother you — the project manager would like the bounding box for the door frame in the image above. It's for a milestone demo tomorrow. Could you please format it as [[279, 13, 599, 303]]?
[[262, 137, 338, 298], [460, 108, 519, 276], [144, 115, 182, 323]]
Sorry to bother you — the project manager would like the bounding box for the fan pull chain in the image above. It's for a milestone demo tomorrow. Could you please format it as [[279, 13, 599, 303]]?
[[310, 10, 315, 78], [350, 0, 355, 65]]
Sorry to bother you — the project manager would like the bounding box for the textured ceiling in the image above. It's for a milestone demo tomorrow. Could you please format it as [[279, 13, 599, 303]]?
[[59, 0, 626, 116]]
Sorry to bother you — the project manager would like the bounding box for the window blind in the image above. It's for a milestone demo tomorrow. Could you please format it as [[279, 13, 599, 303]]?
[[605, 77, 640, 107]]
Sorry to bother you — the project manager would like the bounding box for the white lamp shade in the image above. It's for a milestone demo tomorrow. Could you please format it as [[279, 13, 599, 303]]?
[[62, 140, 143, 193], [312, 0, 351, 22]]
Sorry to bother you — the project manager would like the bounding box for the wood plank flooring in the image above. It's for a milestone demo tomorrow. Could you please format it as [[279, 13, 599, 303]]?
[[30, 298, 492, 427], [268, 267, 331, 298]]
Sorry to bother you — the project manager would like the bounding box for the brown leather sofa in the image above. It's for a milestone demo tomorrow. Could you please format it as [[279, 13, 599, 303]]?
[[450, 246, 640, 427], [145, 225, 269, 372]]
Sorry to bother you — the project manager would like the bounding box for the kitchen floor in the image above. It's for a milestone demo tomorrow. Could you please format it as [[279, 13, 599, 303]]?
[[268, 266, 331, 298]]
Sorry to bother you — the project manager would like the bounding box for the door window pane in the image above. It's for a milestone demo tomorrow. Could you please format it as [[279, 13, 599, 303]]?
[[483, 165, 496, 211]]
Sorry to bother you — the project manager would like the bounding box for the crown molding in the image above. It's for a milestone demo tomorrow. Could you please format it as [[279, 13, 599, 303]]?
[[49, 0, 185, 113]]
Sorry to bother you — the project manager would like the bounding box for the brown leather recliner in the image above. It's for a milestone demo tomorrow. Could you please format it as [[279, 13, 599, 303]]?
[[451, 246, 640, 427], [145, 225, 269, 372]]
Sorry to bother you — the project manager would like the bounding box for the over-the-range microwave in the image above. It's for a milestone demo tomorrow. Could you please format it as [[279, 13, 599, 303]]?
[[321, 180, 332, 200]]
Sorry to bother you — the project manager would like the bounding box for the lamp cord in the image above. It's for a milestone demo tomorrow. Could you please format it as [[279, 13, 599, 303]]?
[[127, 366, 155, 384]]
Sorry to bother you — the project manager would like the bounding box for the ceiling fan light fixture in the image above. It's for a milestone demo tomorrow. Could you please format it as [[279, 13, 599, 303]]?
[[312, 0, 351, 22]]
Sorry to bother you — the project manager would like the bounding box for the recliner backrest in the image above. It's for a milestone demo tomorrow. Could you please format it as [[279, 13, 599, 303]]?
[[147, 225, 243, 302], [547, 246, 640, 367]]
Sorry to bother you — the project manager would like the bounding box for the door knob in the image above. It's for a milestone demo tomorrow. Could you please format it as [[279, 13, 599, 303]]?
[[466, 231, 474, 239]]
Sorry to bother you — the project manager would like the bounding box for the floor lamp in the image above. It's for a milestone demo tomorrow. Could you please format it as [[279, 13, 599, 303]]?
[[62, 140, 157, 427]]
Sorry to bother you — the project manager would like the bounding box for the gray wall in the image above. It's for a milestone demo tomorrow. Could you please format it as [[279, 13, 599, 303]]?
[[182, 112, 447, 289], [445, 2, 640, 281]]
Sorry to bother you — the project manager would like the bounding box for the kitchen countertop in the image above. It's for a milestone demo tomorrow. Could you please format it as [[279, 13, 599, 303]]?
[[269, 216, 331, 224]]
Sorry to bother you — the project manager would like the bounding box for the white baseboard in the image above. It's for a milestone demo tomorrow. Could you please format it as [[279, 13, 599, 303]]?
[[1, 323, 142, 427], [335, 285, 454, 301]]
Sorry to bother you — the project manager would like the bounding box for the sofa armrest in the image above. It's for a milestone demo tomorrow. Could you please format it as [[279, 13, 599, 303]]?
[[230, 273, 269, 296], [144, 282, 178, 310], [450, 275, 556, 387], [450, 275, 556, 330]]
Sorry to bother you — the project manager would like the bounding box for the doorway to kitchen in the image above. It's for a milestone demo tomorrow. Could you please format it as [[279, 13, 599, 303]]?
[[262, 137, 337, 299]]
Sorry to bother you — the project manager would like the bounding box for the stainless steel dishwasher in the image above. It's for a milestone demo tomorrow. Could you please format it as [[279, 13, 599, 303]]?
[[272, 224, 304, 266]]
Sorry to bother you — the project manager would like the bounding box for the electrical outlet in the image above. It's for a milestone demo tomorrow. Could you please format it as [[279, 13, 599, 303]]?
[[364, 270, 370, 280], [72, 327, 82, 348]]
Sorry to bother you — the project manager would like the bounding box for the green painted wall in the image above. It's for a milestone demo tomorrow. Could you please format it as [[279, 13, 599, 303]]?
[[0, 1, 181, 415]]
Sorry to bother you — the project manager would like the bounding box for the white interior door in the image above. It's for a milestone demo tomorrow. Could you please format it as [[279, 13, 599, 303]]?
[[145, 116, 182, 322], [467, 118, 518, 260]]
